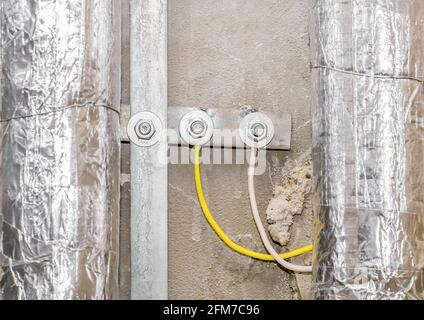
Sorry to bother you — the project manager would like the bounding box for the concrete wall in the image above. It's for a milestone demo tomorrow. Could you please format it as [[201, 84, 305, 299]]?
[[120, 0, 313, 300]]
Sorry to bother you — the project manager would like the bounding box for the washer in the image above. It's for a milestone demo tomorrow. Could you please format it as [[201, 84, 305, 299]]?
[[239, 112, 275, 149], [179, 110, 214, 146], [127, 111, 164, 147]]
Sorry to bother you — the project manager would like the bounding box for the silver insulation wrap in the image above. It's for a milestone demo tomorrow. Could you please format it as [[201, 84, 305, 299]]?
[[311, 0, 424, 299], [0, 1, 121, 300]]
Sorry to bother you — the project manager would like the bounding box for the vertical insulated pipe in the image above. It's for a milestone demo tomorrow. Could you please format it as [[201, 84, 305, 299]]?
[[0, 0, 121, 300], [130, 0, 168, 300], [312, 0, 424, 299]]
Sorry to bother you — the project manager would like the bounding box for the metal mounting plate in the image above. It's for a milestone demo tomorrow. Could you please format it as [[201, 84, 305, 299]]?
[[121, 105, 292, 150]]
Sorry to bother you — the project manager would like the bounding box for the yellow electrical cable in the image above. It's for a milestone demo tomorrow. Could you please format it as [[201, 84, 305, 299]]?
[[194, 145, 313, 262]]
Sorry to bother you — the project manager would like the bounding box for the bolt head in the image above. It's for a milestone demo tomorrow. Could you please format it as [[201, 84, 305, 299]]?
[[136, 120, 156, 140], [188, 118, 208, 139], [248, 122, 268, 142]]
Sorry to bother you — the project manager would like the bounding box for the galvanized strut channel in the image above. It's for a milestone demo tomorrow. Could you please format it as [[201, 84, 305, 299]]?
[[130, 0, 168, 300]]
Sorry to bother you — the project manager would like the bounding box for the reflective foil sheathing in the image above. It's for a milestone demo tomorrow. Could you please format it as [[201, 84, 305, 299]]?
[[0, 1, 121, 300], [311, 0, 424, 299]]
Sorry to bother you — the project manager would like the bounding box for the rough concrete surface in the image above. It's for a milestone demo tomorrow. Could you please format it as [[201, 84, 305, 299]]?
[[119, 0, 313, 300], [167, 0, 313, 300]]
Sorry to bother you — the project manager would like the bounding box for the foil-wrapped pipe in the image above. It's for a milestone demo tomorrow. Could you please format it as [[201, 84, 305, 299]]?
[[311, 0, 424, 300], [0, 0, 121, 300]]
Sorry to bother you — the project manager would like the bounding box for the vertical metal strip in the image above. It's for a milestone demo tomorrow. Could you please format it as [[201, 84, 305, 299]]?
[[130, 0, 168, 300]]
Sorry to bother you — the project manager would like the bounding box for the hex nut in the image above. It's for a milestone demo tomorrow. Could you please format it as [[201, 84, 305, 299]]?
[[239, 112, 275, 149], [179, 110, 214, 146], [136, 120, 156, 140], [188, 119, 208, 139], [248, 122, 268, 142], [127, 111, 164, 148]]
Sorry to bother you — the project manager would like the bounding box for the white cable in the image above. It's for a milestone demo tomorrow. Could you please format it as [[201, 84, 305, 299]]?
[[248, 147, 313, 273]]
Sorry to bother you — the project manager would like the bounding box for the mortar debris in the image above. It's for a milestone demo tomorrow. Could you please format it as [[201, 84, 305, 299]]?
[[266, 157, 313, 247], [266, 156, 314, 299]]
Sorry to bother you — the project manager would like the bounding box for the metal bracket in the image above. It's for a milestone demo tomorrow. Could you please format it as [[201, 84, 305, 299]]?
[[122, 105, 292, 150]]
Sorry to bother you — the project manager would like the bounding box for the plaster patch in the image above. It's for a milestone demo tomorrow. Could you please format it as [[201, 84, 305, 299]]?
[[266, 157, 312, 246]]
